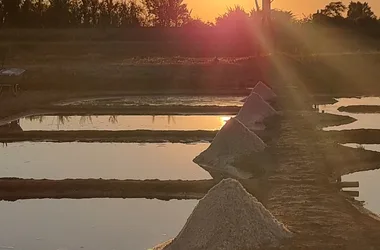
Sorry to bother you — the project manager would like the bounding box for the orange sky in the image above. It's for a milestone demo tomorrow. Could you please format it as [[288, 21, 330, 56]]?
[[185, 0, 380, 21]]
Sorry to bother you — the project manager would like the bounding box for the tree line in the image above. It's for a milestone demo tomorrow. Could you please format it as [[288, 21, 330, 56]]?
[[0, 0, 379, 28], [308, 1, 378, 26], [0, 0, 191, 28]]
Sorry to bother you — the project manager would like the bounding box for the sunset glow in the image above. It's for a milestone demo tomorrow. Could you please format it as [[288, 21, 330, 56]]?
[[220, 116, 233, 127], [185, 0, 380, 21]]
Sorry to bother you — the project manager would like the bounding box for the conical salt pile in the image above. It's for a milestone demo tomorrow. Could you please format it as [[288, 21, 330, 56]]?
[[154, 179, 292, 250], [193, 118, 267, 178], [241, 81, 277, 103], [236, 92, 278, 131]]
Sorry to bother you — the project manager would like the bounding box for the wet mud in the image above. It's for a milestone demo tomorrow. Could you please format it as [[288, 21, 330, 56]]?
[[0, 178, 265, 203], [0, 130, 218, 143], [325, 129, 380, 144], [338, 105, 380, 113], [32, 105, 241, 116]]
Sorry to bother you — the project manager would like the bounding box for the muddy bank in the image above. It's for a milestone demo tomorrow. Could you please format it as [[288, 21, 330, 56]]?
[[0, 130, 218, 143], [323, 144, 380, 177], [0, 90, 246, 120], [316, 112, 356, 127], [325, 129, 380, 144], [30, 105, 241, 116], [312, 95, 337, 105], [338, 105, 380, 113], [0, 178, 265, 203]]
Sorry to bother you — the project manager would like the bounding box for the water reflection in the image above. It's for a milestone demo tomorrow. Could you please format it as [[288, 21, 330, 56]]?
[[342, 143, 380, 215], [18, 115, 232, 131], [0, 142, 211, 180], [0, 198, 197, 250], [318, 97, 380, 130]]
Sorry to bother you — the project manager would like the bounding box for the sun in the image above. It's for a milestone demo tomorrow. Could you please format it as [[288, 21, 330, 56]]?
[[220, 116, 232, 127]]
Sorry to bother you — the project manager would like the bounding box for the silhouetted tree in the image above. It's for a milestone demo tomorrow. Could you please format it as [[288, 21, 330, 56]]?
[[347, 1, 376, 21], [311, 1, 347, 25], [216, 5, 250, 29], [144, 0, 191, 27], [98, 0, 116, 27], [46, 0, 71, 27], [118, 1, 144, 27], [321, 1, 347, 18], [87, 0, 100, 26], [271, 9, 294, 23], [182, 18, 212, 29], [2, 0, 22, 26]]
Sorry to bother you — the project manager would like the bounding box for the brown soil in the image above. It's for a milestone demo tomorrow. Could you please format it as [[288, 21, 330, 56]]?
[[338, 105, 380, 113], [325, 129, 380, 144], [22, 105, 241, 116], [0, 130, 218, 143], [0, 178, 265, 203]]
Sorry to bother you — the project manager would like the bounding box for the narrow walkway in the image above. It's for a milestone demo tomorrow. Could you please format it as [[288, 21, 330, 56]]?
[[267, 56, 380, 249]]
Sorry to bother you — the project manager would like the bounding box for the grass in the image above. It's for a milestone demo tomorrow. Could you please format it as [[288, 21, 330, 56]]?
[[2, 29, 380, 95]]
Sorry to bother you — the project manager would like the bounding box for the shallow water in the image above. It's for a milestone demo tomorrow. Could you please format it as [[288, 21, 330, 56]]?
[[342, 143, 380, 215], [18, 115, 232, 131], [319, 97, 380, 130], [0, 142, 211, 180], [0, 198, 196, 250], [59, 95, 243, 107]]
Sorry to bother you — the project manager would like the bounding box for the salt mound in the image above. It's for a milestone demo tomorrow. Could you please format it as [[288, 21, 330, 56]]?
[[193, 118, 267, 178], [241, 81, 277, 103], [236, 93, 278, 131], [157, 179, 292, 250]]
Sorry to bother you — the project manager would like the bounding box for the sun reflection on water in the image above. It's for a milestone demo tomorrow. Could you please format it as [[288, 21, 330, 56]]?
[[220, 116, 232, 127]]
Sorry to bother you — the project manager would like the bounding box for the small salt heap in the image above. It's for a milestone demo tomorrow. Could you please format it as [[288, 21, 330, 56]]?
[[236, 92, 278, 131], [154, 178, 292, 250], [193, 118, 267, 178], [241, 81, 277, 103]]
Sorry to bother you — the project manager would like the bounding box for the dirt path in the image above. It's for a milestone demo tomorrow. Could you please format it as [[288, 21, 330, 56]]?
[[266, 56, 380, 249]]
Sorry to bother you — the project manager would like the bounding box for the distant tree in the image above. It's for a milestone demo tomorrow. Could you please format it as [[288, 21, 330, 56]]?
[[117, 1, 144, 27], [46, 0, 71, 27], [311, 1, 347, 24], [20, 0, 35, 26], [0, 0, 3, 26], [182, 18, 212, 29], [68, 0, 82, 26], [144, 0, 191, 27], [271, 9, 295, 24], [98, 0, 116, 27], [215, 5, 250, 29], [2, 0, 22, 26], [88, 0, 100, 26], [320, 1, 347, 18], [347, 1, 376, 21]]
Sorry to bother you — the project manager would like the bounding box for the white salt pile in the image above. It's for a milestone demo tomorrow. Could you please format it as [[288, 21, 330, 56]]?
[[236, 92, 278, 131], [241, 81, 277, 103], [154, 178, 292, 250], [193, 118, 267, 178]]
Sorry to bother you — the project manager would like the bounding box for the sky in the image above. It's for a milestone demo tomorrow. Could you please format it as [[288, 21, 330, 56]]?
[[185, 0, 380, 22]]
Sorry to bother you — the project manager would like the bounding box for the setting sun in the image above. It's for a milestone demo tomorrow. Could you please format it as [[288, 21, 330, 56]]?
[[220, 116, 233, 126]]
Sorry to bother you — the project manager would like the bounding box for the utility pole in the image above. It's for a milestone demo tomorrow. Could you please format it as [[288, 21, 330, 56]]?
[[262, 0, 274, 53], [262, 0, 271, 21]]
